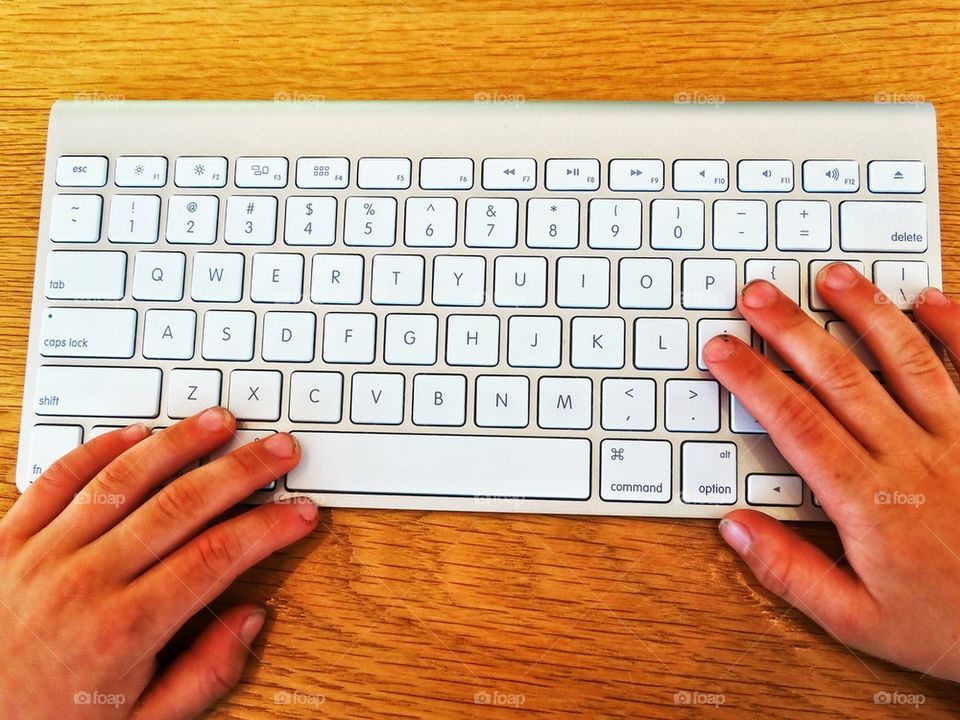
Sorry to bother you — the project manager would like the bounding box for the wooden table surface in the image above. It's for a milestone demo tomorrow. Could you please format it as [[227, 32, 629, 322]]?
[[3, 1, 960, 717]]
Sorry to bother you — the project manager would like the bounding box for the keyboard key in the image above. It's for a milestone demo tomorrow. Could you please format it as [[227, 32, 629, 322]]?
[[508, 315, 561, 368], [228, 370, 282, 421], [358, 157, 411, 189], [873, 260, 929, 309], [672, 159, 728, 192], [802, 159, 859, 192], [235, 156, 288, 188], [494, 256, 547, 308], [545, 158, 600, 191], [40, 308, 136, 358], [201, 310, 256, 361], [634, 317, 688, 370], [538, 376, 592, 429], [225, 196, 277, 245], [175, 156, 227, 188], [526, 198, 579, 249], [650, 199, 704, 250], [344, 197, 397, 247], [737, 160, 794, 192], [419, 158, 473, 190], [681, 258, 736, 310], [322, 313, 377, 363], [465, 198, 518, 248], [696, 318, 751, 370], [809, 259, 864, 310], [412, 374, 466, 426], [839, 201, 927, 252], [108, 194, 160, 243], [262, 311, 316, 362], [296, 157, 349, 189], [681, 441, 737, 504], [50, 195, 102, 243], [34, 365, 161, 417], [287, 432, 590, 499], [251, 253, 304, 303], [45, 250, 126, 300], [288, 371, 343, 423], [608, 159, 664, 192], [482, 158, 536, 190], [191, 253, 244, 302], [166, 196, 218, 244], [713, 199, 767, 251], [384, 314, 437, 365], [311, 255, 364, 305], [868, 160, 925, 193], [571, 317, 624, 369], [730, 394, 765, 434], [405, 197, 457, 247], [746, 474, 803, 506], [56, 156, 108, 187], [618, 258, 673, 309], [115, 156, 167, 187], [208, 430, 280, 491], [26, 424, 83, 485], [745, 259, 801, 304], [475, 375, 529, 428], [132, 251, 185, 301], [600, 439, 671, 502], [284, 197, 336, 246], [600, 378, 656, 431], [168, 368, 222, 419], [430, 255, 483, 306], [351, 373, 404, 424], [776, 200, 830, 251], [588, 199, 641, 249], [371, 255, 424, 305], [446, 315, 499, 366], [144, 308, 196, 358], [665, 379, 719, 432], [556, 257, 609, 308]]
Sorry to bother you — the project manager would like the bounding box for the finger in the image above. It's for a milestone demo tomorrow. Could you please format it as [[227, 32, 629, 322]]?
[[46, 406, 237, 550], [131, 605, 265, 720], [719, 509, 879, 648], [2, 424, 149, 544], [95, 432, 300, 579], [704, 334, 877, 510], [738, 279, 911, 451], [816, 263, 960, 432], [915, 287, 960, 373], [129, 501, 317, 647]]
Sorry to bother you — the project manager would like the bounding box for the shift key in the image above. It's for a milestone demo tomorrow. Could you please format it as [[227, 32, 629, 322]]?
[[35, 365, 161, 417]]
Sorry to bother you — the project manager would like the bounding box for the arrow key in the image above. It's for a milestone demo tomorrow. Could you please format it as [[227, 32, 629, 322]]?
[[746, 473, 803, 506]]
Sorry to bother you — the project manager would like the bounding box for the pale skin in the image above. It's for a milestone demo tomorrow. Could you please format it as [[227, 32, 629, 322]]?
[[1, 262, 959, 718]]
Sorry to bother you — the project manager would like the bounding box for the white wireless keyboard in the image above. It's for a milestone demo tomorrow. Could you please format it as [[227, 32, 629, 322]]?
[[16, 100, 940, 520]]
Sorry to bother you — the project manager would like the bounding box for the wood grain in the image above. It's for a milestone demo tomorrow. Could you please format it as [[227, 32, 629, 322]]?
[[2, 0, 960, 717]]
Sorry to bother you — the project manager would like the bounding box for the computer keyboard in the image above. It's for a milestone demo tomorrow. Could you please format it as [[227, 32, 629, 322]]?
[[16, 100, 941, 520]]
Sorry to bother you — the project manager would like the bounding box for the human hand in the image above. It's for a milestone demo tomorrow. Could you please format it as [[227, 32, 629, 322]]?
[[704, 263, 960, 681], [0, 407, 316, 718]]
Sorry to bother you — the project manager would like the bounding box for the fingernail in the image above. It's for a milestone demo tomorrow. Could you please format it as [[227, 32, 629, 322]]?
[[199, 406, 232, 431], [719, 519, 752, 554], [822, 262, 858, 290], [296, 497, 319, 523], [702, 334, 737, 362], [122, 422, 148, 440], [240, 608, 266, 644], [922, 287, 948, 306], [263, 432, 296, 458], [741, 280, 778, 309]]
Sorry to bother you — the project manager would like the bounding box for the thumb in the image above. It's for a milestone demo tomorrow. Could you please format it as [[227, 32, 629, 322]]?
[[719, 509, 879, 645], [132, 604, 266, 720]]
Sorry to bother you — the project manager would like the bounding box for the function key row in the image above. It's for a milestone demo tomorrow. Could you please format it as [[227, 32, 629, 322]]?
[[56, 156, 927, 194]]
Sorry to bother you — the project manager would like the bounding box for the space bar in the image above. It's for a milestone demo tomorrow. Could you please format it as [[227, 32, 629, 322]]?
[[287, 432, 591, 500]]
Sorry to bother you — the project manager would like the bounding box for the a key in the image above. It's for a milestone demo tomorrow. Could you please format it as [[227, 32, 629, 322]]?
[[507, 315, 561, 368], [808, 260, 864, 311], [494, 256, 547, 307], [482, 158, 536, 190], [404, 197, 457, 248], [746, 474, 803, 506], [168, 369, 221, 419], [251, 253, 304, 303], [142, 309, 196, 360], [50, 195, 102, 243], [371, 255, 425, 305], [673, 159, 728, 191], [34, 365, 161, 417], [713, 199, 767, 251], [262, 311, 316, 362], [446, 315, 499, 366], [538, 377, 592, 430], [166, 195, 218, 244], [285, 197, 337, 246], [26, 425, 83, 486], [588, 198, 641, 250], [475, 375, 529, 428], [45, 250, 126, 301], [228, 370, 282, 421], [432, 256, 486, 306], [225, 195, 278, 245], [201, 310, 256, 361], [681, 258, 737, 310], [412, 374, 467, 426], [650, 199, 705, 250], [840, 201, 928, 253], [737, 160, 794, 192], [730, 394, 765, 434], [745, 259, 801, 304], [358, 157, 411, 189], [311, 255, 364, 305], [235, 156, 289, 188], [526, 198, 579, 249], [322, 313, 376, 363], [465, 198, 518, 248], [296, 157, 349, 189], [344, 196, 397, 247], [618, 258, 673, 309], [873, 260, 929, 310], [174, 156, 227, 188], [191, 253, 244, 302], [633, 317, 688, 370], [681, 442, 737, 504], [40, 308, 136, 358], [56, 156, 108, 187], [350, 373, 405, 424], [803, 160, 859, 192], [545, 158, 600, 191], [665, 379, 719, 432], [776, 200, 830, 251], [556, 257, 610, 308], [132, 251, 185, 301], [608, 159, 664, 192], [384, 314, 438, 365], [115, 156, 167, 187], [571, 317, 625, 369], [289, 371, 343, 423], [107, 195, 161, 243], [419, 158, 473, 190], [600, 440, 671, 503], [696, 318, 751, 370], [868, 160, 925, 194], [600, 378, 656, 431]]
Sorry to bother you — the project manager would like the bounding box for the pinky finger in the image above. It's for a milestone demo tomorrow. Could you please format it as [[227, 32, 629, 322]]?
[[131, 604, 266, 720]]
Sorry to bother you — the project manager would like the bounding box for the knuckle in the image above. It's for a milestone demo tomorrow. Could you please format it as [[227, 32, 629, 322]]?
[[773, 394, 825, 447], [203, 658, 243, 699], [818, 354, 871, 395], [91, 460, 133, 498], [193, 529, 244, 579], [893, 335, 942, 378], [219, 445, 270, 483], [152, 479, 205, 526]]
